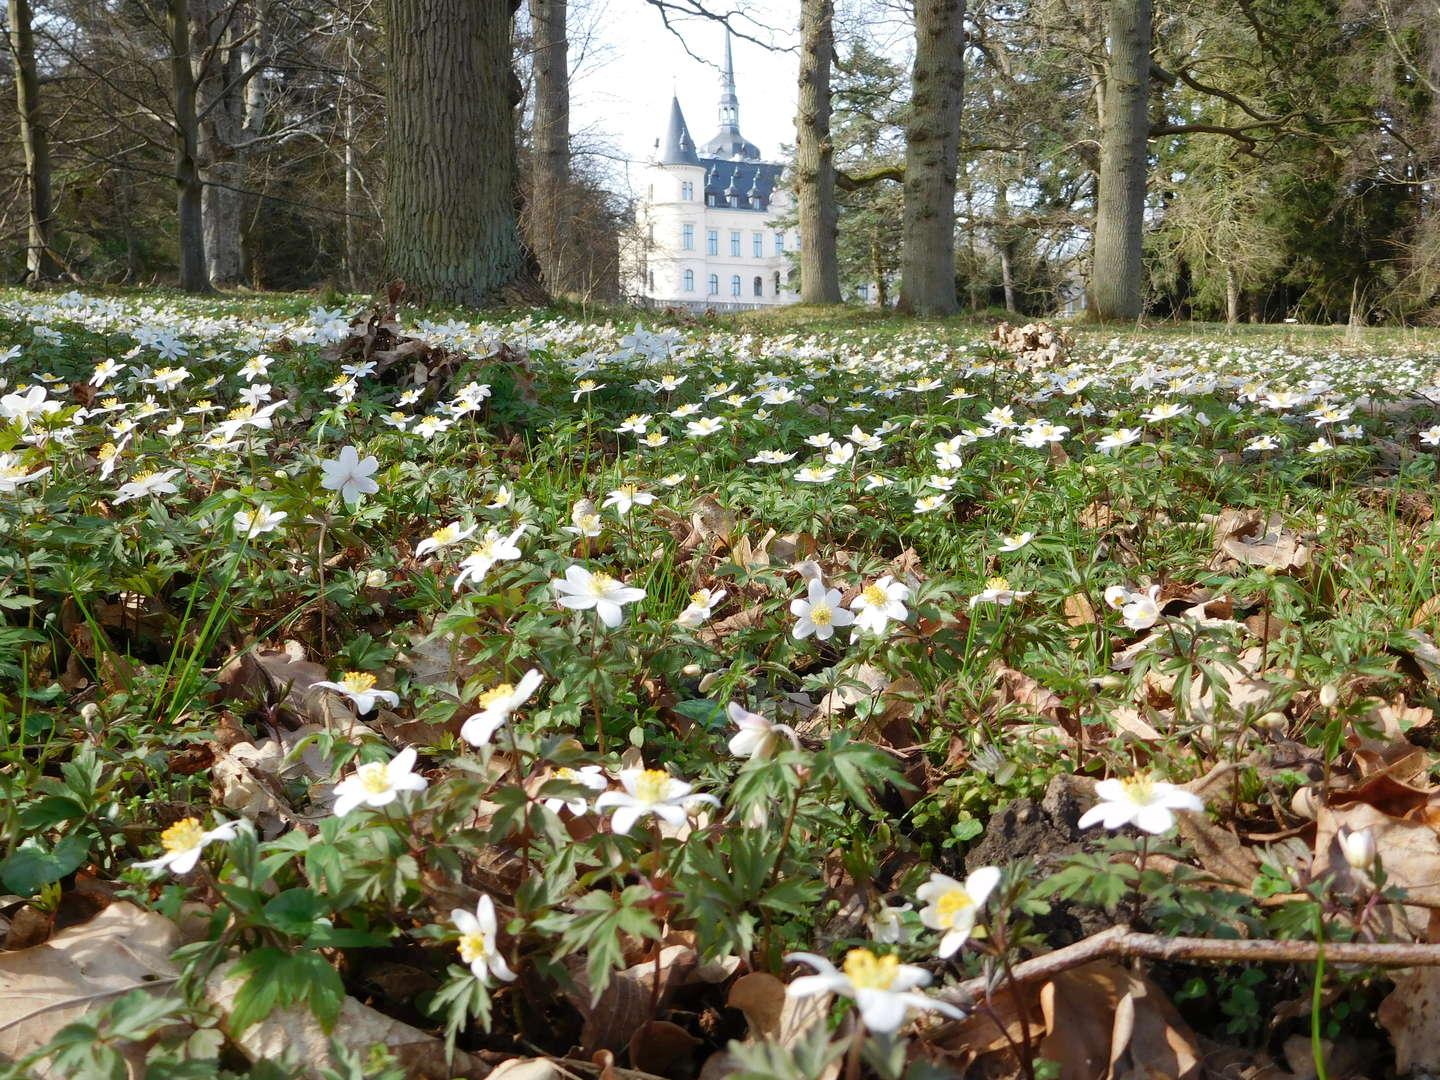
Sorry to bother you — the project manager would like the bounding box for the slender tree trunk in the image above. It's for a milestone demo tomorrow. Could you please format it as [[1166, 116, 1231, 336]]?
[[897, 0, 964, 316], [1225, 263, 1239, 326], [1089, 0, 1151, 321], [343, 95, 360, 291], [384, 0, 537, 305], [996, 178, 1016, 312], [871, 224, 887, 308], [168, 0, 209, 292], [8, 0, 59, 282], [796, 0, 840, 303], [528, 0, 570, 294]]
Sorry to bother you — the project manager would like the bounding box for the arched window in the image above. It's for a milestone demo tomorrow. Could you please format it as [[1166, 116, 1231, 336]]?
[[730, 275, 741, 297], [774, 271, 781, 294], [708, 273, 719, 294], [683, 270, 695, 291], [753, 276, 763, 297]]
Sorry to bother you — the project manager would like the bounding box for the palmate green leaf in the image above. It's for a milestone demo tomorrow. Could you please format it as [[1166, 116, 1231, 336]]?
[[0, 832, 90, 895], [227, 947, 345, 1033]]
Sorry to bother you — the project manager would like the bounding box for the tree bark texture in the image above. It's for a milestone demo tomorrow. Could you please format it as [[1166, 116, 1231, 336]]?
[[1089, 0, 1151, 320], [169, 0, 210, 292], [384, 0, 531, 307], [796, 0, 840, 304], [194, 0, 269, 287], [528, 0, 571, 294], [8, 0, 59, 281], [898, 0, 964, 316]]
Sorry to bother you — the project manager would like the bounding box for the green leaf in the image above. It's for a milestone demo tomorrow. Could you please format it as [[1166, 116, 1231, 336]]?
[[1, 833, 90, 895], [263, 888, 328, 935]]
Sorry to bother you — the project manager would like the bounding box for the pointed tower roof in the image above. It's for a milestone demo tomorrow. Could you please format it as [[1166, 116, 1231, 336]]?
[[700, 30, 761, 160], [658, 95, 701, 166]]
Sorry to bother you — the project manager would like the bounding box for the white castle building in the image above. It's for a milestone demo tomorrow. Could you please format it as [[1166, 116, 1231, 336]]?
[[627, 35, 801, 312]]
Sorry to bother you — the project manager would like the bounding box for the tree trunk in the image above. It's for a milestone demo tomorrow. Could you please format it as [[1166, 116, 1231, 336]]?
[[871, 225, 887, 308], [897, 0, 964, 316], [168, 0, 209, 292], [8, 0, 59, 282], [528, 0, 570, 295], [384, 0, 536, 306], [996, 179, 1016, 312], [796, 0, 840, 304], [1089, 0, 1151, 321], [343, 95, 360, 291], [1225, 263, 1239, 326]]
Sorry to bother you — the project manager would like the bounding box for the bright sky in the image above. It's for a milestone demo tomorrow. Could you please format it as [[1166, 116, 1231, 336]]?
[[566, 0, 801, 196]]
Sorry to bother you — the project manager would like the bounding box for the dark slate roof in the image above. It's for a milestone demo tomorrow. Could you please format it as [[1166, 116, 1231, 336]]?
[[702, 158, 784, 212], [700, 127, 761, 160], [658, 96, 700, 166]]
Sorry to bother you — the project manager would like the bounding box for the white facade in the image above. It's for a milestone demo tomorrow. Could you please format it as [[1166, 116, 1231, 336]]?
[[633, 162, 799, 311], [626, 36, 803, 312]]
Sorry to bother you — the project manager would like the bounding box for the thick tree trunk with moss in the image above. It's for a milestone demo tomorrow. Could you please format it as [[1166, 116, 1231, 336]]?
[[169, 0, 210, 292], [383, 0, 535, 306], [528, 0, 571, 294], [897, 0, 964, 316], [796, 0, 840, 304], [1089, 0, 1151, 321], [8, 0, 59, 282]]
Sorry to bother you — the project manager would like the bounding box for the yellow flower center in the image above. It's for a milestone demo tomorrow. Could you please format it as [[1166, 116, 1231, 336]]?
[[477, 683, 515, 708], [809, 604, 833, 627], [227, 404, 253, 420], [160, 817, 205, 854], [690, 589, 711, 605], [98, 443, 118, 461], [578, 514, 600, 532], [861, 584, 886, 606], [195, 399, 212, 410], [1120, 776, 1155, 802], [579, 379, 598, 391], [341, 671, 377, 693], [458, 930, 488, 963], [985, 577, 1010, 592], [589, 572, 617, 594], [102, 397, 119, 408], [430, 524, 460, 545], [935, 888, 974, 927], [842, 949, 900, 990], [634, 769, 671, 803], [132, 469, 156, 483], [556, 766, 577, 780], [644, 432, 665, 445], [356, 761, 391, 794]]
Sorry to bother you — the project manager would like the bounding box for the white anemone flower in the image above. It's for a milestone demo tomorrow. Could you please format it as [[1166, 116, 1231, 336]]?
[[312, 670, 400, 715], [415, 520, 476, 559], [603, 484, 655, 516], [594, 768, 719, 835], [785, 949, 964, 1033], [1078, 775, 1204, 834], [319, 445, 380, 505], [916, 867, 1001, 958], [452, 526, 526, 591], [543, 765, 608, 815], [790, 578, 855, 641], [134, 816, 240, 876], [233, 505, 287, 538], [997, 532, 1034, 553], [848, 576, 910, 636], [112, 468, 181, 505], [460, 669, 544, 746], [332, 746, 428, 816], [552, 565, 646, 628], [1121, 585, 1162, 630], [968, 577, 1031, 608], [726, 703, 799, 760], [451, 894, 516, 984], [676, 587, 727, 628]]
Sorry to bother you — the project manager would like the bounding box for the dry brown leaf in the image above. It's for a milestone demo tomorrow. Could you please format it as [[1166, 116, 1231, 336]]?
[[1037, 961, 1203, 1080], [0, 903, 178, 1076], [486, 1061, 565, 1080], [1379, 968, 1440, 1074], [1212, 510, 1311, 572], [1411, 594, 1440, 629], [1312, 803, 1440, 939], [207, 962, 491, 1079], [727, 971, 831, 1048], [565, 945, 698, 1055], [1065, 593, 1099, 626], [628, 1019, 700, 1075]]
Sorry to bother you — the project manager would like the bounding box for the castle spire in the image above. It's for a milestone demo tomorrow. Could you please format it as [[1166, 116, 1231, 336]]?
[[658, 93, 700, 166], [700, 28, 760, 160]]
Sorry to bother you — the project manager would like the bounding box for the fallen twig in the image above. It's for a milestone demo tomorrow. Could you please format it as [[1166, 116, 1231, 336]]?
[[942, 924, 1440, 1005]]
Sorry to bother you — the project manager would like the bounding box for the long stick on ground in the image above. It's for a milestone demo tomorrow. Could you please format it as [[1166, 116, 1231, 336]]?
[[941, 924, 1440, 1006]]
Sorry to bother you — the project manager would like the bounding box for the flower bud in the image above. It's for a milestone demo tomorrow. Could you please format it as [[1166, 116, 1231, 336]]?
[[1257, 711, 1287, 731], [364, 569, 388, 588], [697, 671, 721, 693], [80, 703, 101, 722], [681, 663, 702, 678], [1319, 684, 1339, 708], [1291, 786, 1319, 820], [1340, 828, 1376, 871]]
